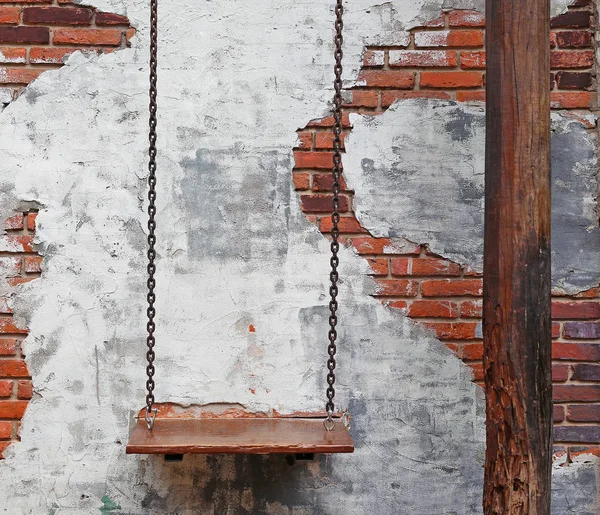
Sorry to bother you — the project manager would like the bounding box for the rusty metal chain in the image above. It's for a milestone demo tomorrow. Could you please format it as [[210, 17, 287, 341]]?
[[325, 0, 344, 432], [144, 0, 159, 431]]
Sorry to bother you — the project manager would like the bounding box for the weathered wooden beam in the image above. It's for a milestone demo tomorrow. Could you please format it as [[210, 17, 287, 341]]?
[[483, 0, 553, 513]]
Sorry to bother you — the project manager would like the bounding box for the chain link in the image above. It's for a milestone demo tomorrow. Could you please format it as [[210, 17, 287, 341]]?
[[145, 0, 159, 430], [325, 0, 344, 431]]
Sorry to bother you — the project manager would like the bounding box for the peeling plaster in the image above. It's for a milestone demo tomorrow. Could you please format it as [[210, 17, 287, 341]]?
[[344, 99, 600, 294], [0, 0, 595, 513]]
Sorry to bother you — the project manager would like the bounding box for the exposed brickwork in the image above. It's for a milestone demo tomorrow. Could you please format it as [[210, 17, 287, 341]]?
[[294, 3, 599, 459], [0, 1, 133, 455], [0, 0, 134, 106], [0, 211, 40, 458]]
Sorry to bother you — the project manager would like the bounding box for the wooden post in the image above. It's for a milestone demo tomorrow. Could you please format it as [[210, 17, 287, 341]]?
[[483, 0, 552, 513]]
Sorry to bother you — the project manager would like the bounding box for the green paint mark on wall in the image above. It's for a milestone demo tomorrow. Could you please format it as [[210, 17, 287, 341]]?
[[100, 495, 121, 514]]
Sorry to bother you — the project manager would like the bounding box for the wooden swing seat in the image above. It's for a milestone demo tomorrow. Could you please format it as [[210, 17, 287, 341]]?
[[126, 416, 355, 455]]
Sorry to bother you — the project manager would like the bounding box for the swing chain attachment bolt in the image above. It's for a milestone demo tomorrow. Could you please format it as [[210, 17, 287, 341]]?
[[324, 413, 336, 432], [145, 407, 158, 430]]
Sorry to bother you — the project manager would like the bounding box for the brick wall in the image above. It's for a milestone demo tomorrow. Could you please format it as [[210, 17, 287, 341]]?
[[0, 211, 39, 456], [0, 0, 133, 107], [0, 1, 133, 456], [294, 2, 599, 461]]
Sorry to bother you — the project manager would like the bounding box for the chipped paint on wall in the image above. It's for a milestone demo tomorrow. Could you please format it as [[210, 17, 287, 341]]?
[[0, 0, 596, 513]]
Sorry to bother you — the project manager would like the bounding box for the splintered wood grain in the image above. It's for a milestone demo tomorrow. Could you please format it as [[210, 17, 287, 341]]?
[[483, 1, 553, 513]]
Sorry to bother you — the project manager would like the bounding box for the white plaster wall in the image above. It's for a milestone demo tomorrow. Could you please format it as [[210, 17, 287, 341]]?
[[0, 0, 595, 513]]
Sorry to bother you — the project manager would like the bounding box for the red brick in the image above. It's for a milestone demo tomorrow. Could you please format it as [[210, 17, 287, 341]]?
[[0, 67, 45, 85], [95, 11, 130, 25], [23, 256, 41, 274], [390, 257, 412, 276], [572, 364, 600, 381], [553, 364, 570, 382], [554, 71, 592, 90], [0, 359, 28, 377], [305, 113, 351, 128], [550, 92, 593, 109], [551, 11, 591, 28], [552, 301, 600, 319], [292, 172, 310, 190], [387, 300, 408, 311], [29, 46, 91, 64], [17, 380, 32, 400], [568, 404, 600, 422], [26, 213, 37, 232], [456, 91, 486, 102], [0, 319, 27, 335], [389, 50, 457, 68], [363, 49, 384, 66], [0, 26, 48, 44], [460, 51, 486, 69], [415, 30, 484, 48], [0, 298, 11, 315], [421, 279, 483, 297], [553, 405, 566, 423], [23, 6, 92, 24], [556, 30, 593, 48], [295, 131, 312, 150], [314, 133, 346, 151], [420, 71, 483, 89], [357, 70, 415, 89], [564, 321, 600, 339], [551, 50, 594, 69], [0, 380, 12, 398], [0, 46, 26, 64], [468, 363, 484, 381], [463, 343, 483, 360], [553, 342, 600, 361], [53, 28, 122, 46], [381, 90, 451, 107], [390, 257, 460, 276], [351, 237, 420, 255], [293, 151, 334, 170], [554, 426, 600, 444], [574, 287, 600, 299], [424, 322, 478, 340], [554, 385, 600, 402], [0, 0, 49, 2], [0, 7, 20, 24], [345, 90, 378, 108], [366, 258, 388, 276], [461, 300, 482, 318], [373, 279, 418, 297], [0, 400, 28, 419], [420, 16, 445, 28], [8, 276, 37, 287], [553, 322, 562, 339], [408, 300, 458, 318], [0, 421, 11, 439], [319, 216, 367, 234], [413, 258, 460, 276], [4, 214, 23, 230], [550, 32, 557, 49], [448, 10, 485, 27], [300, 194, 349, 213], [0, 339, 16, 356], [568, 446, 600, 459]]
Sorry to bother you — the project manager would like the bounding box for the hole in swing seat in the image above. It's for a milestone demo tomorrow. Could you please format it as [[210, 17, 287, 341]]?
[[126, 413, 354, 455]]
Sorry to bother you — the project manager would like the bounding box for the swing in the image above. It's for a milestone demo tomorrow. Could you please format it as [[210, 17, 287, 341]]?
[[126, 0, 354, 455]]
